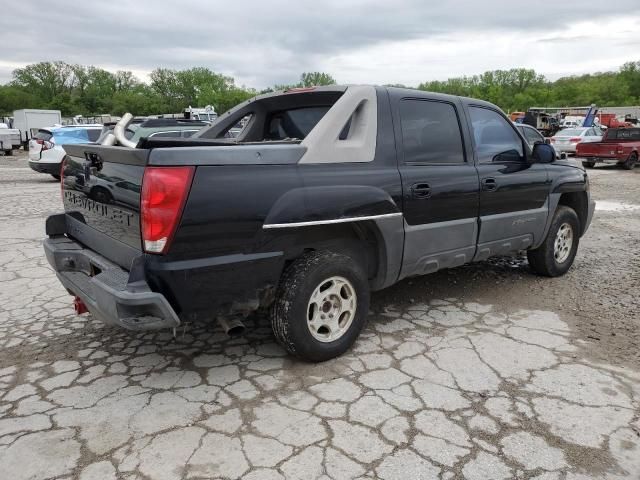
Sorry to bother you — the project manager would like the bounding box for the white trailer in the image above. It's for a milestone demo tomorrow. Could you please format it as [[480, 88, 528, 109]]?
[[12, 109, 62, 148]]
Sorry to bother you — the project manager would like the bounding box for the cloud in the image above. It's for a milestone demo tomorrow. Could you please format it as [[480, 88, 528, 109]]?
[[0, 0, 639, 87]]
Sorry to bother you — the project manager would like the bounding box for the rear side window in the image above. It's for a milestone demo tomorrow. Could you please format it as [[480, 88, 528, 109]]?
[[265, 106, 331, 140], [399, 99, 465, 164], [469, 107, 524, 163]]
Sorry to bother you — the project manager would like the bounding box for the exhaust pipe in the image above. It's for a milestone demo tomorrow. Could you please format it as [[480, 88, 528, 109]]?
[[217, 316, 246, 337], [113, 113, 137, 148]]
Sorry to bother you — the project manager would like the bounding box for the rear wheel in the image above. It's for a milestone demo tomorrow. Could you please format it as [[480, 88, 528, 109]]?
[[621, 152, 637, 170], [271, 250, 370, 362], [527, 206, 580, 277], [4, 149, 13, 156], [582, 161, 595, 168], [51, 174, 60, 180]]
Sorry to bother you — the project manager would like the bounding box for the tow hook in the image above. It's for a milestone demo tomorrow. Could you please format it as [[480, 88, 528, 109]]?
[[73, 296, 88, 315]]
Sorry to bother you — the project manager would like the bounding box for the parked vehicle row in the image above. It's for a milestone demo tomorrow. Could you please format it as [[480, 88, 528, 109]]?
[[27, 119, 209, 178], [44, 85, 594, 362]]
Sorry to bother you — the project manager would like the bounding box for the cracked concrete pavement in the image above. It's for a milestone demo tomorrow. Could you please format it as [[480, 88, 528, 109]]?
[[1, 152, 639, 479]]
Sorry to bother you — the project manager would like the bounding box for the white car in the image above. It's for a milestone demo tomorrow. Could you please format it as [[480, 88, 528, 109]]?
[[28, 125, 102, 178], [550, 127, 603, 155]]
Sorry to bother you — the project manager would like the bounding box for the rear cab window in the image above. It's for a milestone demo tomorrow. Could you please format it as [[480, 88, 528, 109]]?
[[265, 107, 331, 140], [606, 128, 640, 140], [87, 129, 101, 142]]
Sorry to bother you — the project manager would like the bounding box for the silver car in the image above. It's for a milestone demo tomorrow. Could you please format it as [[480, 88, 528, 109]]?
[[550, 127, 603, 155]]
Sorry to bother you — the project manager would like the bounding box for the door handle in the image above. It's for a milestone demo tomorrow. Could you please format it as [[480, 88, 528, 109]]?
[[411, 183, 431, 199], [482, 177, 497, 192]]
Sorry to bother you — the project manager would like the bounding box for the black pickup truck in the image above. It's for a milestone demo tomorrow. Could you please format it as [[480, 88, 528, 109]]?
[[44, 85, 595, 361]]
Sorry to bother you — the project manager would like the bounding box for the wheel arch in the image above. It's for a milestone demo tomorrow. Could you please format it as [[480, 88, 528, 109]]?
[[275, 216, 404, 292], [558, 191, 589, 236]]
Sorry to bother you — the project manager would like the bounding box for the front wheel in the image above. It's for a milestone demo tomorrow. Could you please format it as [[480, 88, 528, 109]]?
[[527, 206, 580, 277], [582, 161, 595, 168], [271, 251, 370, 362]]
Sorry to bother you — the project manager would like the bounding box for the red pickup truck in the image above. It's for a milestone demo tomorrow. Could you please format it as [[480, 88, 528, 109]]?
[[577, 128, 640, 170]]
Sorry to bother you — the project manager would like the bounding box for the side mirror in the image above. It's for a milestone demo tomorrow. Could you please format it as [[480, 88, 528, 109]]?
[[532, 143, 555, 164]]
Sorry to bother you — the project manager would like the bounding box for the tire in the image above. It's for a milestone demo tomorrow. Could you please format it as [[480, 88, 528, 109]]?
[[51, 174, 60, 180], [527, 206, 580, 277], [621, 152, 637, 170], [271, 250, 370, 362], [582, 161, 595, 168], [4, 149, 13, 156]]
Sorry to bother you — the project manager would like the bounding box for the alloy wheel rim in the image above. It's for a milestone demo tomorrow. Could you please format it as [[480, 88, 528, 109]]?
[[554, 222, 573, 263], [307, 276, 357, 343]]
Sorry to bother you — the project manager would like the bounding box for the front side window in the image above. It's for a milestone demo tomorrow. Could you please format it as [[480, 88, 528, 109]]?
[[399, 99, 465, 164], [523, 127, 543, 145], [469, 107, 524, 163]]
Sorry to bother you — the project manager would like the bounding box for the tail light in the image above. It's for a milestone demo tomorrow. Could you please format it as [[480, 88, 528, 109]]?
[[141, 166, 194, 254], [569, 137, 582, 143]]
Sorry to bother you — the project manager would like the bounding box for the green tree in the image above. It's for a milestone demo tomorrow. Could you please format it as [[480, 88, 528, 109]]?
[[300, 72, 336, 87]]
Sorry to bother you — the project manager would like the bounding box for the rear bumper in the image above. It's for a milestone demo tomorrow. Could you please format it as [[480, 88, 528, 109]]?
[[576, 156, 621, 165], [44, 235, 180, 330], [29, 160, 61, 175], [555, 144, 577, 153]]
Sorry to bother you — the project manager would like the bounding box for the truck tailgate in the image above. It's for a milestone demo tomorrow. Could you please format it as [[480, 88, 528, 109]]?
[[61, 144, 148, 266], [577, 142, 618, 158]]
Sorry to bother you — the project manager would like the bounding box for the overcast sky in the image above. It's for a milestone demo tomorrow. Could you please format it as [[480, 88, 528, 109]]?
[[1, 0, 639, 89]]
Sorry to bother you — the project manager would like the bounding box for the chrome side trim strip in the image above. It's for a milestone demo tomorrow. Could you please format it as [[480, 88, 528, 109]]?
[[263, 212, 403, 229]]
